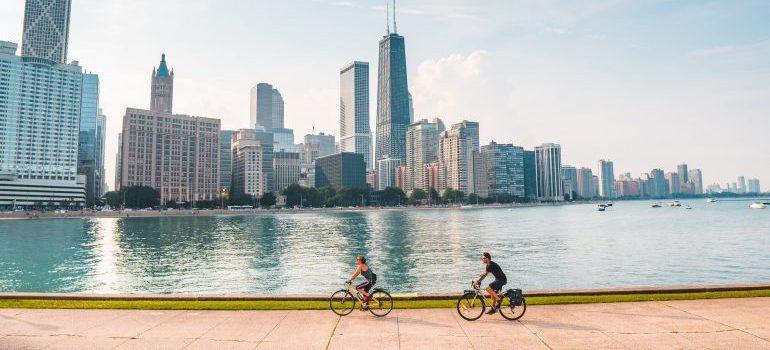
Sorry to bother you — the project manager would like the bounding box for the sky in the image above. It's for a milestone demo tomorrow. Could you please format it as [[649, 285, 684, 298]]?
[[1, 0, 769, 191]]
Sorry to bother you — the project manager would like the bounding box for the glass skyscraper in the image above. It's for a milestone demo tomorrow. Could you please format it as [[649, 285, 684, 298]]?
[[376, 32, 410, 165], [340, 61, 372, 170], [78, 73, 105, 205], [250, 83, 284, 131]]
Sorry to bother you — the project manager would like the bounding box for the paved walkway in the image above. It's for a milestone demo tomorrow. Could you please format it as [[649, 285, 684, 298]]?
[[1, 297, 769, 349]]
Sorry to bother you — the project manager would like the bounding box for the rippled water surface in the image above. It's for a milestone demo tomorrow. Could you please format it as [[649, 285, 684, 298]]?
[[1, 199, 769, 294]]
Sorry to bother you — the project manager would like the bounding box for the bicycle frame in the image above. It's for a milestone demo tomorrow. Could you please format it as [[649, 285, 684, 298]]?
[[346, 282, 380, 304]]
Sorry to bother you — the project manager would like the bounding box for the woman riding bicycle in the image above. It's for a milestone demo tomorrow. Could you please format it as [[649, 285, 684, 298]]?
[[346, 255, 377, 308]]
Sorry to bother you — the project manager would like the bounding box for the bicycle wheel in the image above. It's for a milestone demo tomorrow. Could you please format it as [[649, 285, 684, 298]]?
[[368, 289, 393, 317], [329, 290, 356, 316], [456, 292, 485, 321], [499, 297, 526, 320]]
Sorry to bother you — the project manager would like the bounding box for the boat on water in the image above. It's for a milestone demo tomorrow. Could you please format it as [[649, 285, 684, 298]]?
[[684, 205, 693, 210], [597, 206, 606, 211], [750, 203, 767, 209], [669, 201, 682, 207], [605, 202, 614, 207], [706, 198, 717, 203], [651, 203, 662, 208]]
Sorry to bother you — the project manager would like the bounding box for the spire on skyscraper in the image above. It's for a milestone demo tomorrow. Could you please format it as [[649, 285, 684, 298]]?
[[156, 53, 170, 77]]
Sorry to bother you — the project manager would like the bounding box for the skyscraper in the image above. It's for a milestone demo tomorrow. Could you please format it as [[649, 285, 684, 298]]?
[[405, 118, 444, 192], [535, 143, 563, 201], [377, 157, 402, 190], [77, 73, 103, 205], [21, 0, 71, 64], [219, 130, 235, 192], [273, 151, 301, 192], [340, 61, 372, 169], [231, 129, 270, 198], [0, 38, 85, 209], [119, 109, 221, 204], [150, 54, 173, 114], [315, 153, 367, 190], [477, 142, 525, 199], [677, 163, 689, 184], [303, 133, 336, 164], [562, 166, 578, 199], [437, 121, 479, 194], [666, 172, 681, 196], [376, 11, 410, 165], [523, 151, 537, 200], [250, 83, 283, 131], [577, 168, 594, 199], [688, 169, 703, 194], [737, 176, 747, 194], [748, 178, 761, 193], [598, 159, 616, 198]]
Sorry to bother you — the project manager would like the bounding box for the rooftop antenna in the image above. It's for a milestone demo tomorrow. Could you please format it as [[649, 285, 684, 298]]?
[[386, 0, 390, 34], [393, 0, 397, 34]]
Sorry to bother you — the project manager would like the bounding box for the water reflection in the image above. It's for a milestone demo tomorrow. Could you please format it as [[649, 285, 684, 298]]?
[[0, 199, 769, 294]]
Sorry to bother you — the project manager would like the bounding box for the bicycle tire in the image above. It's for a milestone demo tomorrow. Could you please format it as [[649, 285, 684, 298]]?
[[499, 297, 526, 320], [329, 289, 356, 316], [368, 289, 393, 317], [456, 292, 485, 321]]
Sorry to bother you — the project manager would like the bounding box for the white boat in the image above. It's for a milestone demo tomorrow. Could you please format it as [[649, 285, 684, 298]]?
[[684, 205, 693, 210], [651, 203, 662, 208], [706, 198, 717, 203], [597, 205, 606, 212], [669, 201, 682, 207], [750, 203, 767, 209]]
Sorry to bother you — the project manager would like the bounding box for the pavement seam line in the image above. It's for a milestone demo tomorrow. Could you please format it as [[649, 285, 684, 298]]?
[[256, 311, 289, 344], [451, 308, 477, 350], [324, 315, 342, 350], [657, 300, 770, 344], [519, 321, 553, 350], [396, 312, 401, 350]]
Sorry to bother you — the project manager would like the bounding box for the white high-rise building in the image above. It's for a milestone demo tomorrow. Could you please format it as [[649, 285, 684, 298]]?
[[437, 121, 479, 194], [598, 159, 616, 198], [688, 169, 703, 194], [0, 39, 85, 209], [340, 61, 372, 169], [535, 143, 564, 201], [231, 129, 271, 197], [377, 157, 401, 190], [405, 118, 445, 193], [21, 0, 72, 64], [737, 176, 747, 194]]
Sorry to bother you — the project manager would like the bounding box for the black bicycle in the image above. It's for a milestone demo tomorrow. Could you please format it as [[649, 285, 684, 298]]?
[[329, 281, 393, 317], [456, 281, 526, 321]]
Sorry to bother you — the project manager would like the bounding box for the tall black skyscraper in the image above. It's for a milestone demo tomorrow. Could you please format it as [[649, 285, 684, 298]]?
[[376, 1, 410, 166]]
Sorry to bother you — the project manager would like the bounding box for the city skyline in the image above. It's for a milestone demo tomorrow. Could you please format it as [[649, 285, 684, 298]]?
[[1, 1, 769, 191]]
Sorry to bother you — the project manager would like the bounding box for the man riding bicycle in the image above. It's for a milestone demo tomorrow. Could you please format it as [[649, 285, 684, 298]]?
[[473, 252, 507, 315], [347, 255, 377, 309]]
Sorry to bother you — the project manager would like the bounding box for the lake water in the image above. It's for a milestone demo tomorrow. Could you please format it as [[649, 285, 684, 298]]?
[[1, 199, 768, 294]]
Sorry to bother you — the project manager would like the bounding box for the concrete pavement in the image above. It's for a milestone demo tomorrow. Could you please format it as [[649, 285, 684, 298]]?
[[1, 297, 769, 349]]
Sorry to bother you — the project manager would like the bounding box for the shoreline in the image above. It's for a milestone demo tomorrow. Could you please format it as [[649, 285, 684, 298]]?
[[2, 282, 768, 301], [0, 201, 589, 220]]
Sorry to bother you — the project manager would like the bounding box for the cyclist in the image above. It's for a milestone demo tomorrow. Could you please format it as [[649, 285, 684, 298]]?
[[346, 255, 377, 309], [473, 252, 507, 314]]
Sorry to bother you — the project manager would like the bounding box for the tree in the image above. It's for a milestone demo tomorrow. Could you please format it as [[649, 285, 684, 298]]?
[[121, 186, 161, 209], [194, 200, 216, 209], [442, 188, 465, 204], [429, 188, 440, 205], [260, 193, 277, 208], [468, 193, 480, 204], [229, 193, 255, 206], [104, 191, 122, 208], [282, 184, 305, 207], [381, 187, 406, 206], [410, 188, 428, 204]]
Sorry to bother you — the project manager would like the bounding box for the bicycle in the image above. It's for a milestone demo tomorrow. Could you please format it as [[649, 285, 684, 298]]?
[[329, 281, 393, 317], [456, 281, 526, 321]]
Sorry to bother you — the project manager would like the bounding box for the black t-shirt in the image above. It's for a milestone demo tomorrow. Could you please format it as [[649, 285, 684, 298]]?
[[486, 261, 507, 281]]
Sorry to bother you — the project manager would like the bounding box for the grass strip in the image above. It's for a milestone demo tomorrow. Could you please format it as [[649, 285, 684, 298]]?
[[1, 289, 768, 310]]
